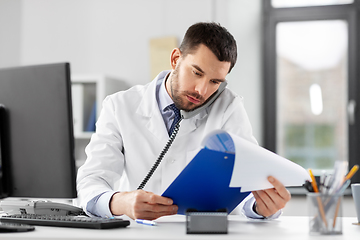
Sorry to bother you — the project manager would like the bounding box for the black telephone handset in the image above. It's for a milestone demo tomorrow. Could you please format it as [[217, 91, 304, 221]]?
[[137, 81, 227, 190]]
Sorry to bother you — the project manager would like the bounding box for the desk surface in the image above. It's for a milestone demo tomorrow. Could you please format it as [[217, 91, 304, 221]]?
[[1, 215, 359, 240]]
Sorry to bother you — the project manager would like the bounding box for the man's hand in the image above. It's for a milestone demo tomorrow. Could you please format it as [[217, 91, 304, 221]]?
[[252, 176, 291, 218], [109, 190, 178, 220]]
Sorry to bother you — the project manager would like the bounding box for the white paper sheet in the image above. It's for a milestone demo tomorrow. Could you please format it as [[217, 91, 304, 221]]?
[[202, 130, 311, 192]]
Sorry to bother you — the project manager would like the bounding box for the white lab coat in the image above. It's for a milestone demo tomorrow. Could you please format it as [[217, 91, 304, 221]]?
[[76, 71, 258, 213]]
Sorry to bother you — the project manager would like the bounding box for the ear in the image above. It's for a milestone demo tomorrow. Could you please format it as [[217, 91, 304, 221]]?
[[170, 48, 181, 70]]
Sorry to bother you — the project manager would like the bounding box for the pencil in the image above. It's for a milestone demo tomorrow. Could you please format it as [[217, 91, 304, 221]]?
[[333, 165, 359, 228], [308, 169, 328, 227], [344, 165, 359, 181], [332, 198, 341, 228], [308, 169, 319, 192]]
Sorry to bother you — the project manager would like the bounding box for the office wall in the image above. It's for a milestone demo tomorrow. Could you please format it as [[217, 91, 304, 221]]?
[[0, 0, 21, 68], [0, 0, 263, 143]]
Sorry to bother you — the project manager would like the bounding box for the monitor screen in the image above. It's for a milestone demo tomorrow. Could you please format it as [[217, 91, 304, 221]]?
[[0, 63, 76, 198], [0, 104, 11, 198]]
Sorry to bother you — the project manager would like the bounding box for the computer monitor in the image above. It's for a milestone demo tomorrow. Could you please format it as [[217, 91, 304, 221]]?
[[0, 103, 11, 198], [0, 63, 76, 199]]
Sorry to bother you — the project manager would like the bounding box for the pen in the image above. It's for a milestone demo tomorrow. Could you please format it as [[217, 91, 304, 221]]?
[[328, 161, 348, 195], [324, 179, 351, 211], [323, 174, 331, 194], [328, 164, 360, 207], [135, 219, 157, 226], [304, 180, 314, 192], [320, 170, 326, 193], [337, 179, 351, 195]]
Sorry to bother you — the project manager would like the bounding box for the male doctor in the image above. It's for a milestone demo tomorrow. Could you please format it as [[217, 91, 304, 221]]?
[[76, 22, 291, 220]]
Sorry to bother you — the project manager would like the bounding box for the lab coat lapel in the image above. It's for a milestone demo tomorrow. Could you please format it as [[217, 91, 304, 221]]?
[[178, 117, 196, 136], [178, 109, 207, 137], [136, 74, 169, 144]]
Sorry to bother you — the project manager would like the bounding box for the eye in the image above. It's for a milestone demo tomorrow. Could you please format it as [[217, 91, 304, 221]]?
[[211, 80, 221, 85], [193, 70, 202, 76]]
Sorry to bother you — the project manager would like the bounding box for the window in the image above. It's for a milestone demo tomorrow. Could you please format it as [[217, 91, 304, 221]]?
[[262, 1, 360, 183]]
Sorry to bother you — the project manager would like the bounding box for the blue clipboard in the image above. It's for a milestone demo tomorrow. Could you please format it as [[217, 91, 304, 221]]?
[[162, 148, 250, 214]]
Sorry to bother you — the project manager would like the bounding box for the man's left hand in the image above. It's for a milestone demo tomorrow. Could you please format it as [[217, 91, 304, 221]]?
[[252, 176, 291, 218]]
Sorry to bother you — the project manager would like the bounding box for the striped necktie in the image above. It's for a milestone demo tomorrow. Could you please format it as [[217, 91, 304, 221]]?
[[168, 104, 181, 136]]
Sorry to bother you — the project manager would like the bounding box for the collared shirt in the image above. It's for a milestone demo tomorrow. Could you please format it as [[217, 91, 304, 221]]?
[[156, 72, 177, 132]]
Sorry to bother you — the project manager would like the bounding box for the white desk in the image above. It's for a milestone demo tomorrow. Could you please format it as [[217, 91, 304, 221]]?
[[1, 215, 359, 240]]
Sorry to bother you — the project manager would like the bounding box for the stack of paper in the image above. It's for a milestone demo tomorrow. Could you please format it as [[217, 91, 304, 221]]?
[[202, 130, 311, 192]]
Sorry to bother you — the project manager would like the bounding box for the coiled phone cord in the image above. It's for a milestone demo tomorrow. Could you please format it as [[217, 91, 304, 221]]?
[[137, 116, 184, 190]]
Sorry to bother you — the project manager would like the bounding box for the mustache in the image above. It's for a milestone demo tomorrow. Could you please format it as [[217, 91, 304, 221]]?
[[184, 91, 204, 102]]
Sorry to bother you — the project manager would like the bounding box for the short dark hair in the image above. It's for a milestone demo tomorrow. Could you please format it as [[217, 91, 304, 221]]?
[[179, 22, 237, 73]]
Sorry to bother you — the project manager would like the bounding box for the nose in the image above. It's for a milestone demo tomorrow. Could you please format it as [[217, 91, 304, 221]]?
[[194, 80, 208, 97]]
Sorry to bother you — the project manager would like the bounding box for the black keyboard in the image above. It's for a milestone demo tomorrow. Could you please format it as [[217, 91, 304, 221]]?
[[0, 214, 130, 229]]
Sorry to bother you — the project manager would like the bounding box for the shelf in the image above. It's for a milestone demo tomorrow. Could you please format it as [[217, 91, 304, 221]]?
[[71, 75, 130, 165]]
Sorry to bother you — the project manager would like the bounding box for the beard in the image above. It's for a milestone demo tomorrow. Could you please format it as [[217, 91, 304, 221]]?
[[169, 65, 205, 112]]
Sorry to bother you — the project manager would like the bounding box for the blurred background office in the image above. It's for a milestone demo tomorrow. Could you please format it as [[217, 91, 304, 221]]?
[[0, 0, 359, 216]]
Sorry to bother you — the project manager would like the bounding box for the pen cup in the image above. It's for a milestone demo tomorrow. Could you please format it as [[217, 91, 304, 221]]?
[[307, 192, 343, 235]]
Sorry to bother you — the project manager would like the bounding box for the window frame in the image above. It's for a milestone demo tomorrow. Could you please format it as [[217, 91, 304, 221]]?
[[262, 1, 360, 184]]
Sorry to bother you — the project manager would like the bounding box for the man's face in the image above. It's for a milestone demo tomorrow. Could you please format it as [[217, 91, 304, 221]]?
[[166, 44, 231, 111]]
